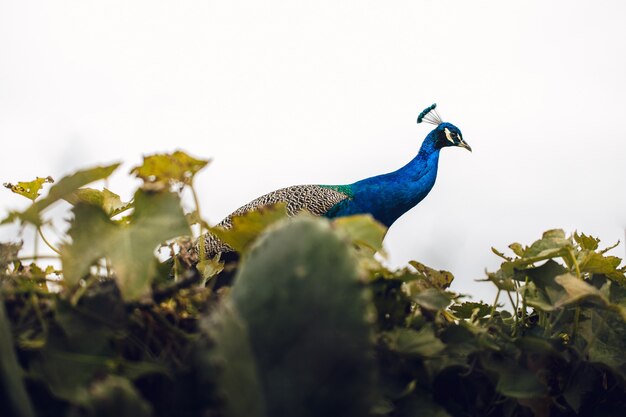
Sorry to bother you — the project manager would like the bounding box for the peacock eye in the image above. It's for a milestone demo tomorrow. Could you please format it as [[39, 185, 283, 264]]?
[[444, 127, 455, 143]]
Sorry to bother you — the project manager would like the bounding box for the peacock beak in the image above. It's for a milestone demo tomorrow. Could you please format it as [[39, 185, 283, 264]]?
[[459, 140, 472, 152]]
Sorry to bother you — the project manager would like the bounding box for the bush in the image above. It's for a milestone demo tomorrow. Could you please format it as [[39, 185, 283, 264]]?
[[1, 151, 625, 417]]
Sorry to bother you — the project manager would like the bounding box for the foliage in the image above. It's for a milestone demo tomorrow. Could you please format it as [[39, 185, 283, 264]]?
[[1, 151, 626, 416]]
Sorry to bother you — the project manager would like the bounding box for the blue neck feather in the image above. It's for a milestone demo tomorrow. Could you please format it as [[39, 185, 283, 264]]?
[[326, 130, 442, 227]]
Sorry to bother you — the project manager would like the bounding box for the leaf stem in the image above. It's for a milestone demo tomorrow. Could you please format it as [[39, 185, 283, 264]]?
[[37, 226, 61, 255], [506, 290, 518, 336], [189, 183, 205, 234], [489, 289, 501, 322], [10, 255, 61, 262], [566, 247, 582, 339], [30, 292, 48, 335]]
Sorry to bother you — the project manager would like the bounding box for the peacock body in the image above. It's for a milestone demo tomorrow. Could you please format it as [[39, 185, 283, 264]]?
[[202, 105, 471, 256]]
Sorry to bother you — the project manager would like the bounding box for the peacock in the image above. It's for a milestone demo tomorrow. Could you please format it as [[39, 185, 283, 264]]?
[[202, 104, 471, 257]]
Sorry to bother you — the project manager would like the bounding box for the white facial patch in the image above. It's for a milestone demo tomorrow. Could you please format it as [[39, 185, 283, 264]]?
[[444, 127, 455, 143]]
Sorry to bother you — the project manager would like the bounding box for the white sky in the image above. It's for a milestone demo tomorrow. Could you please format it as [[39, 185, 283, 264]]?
[[1, 1, 625, 302]]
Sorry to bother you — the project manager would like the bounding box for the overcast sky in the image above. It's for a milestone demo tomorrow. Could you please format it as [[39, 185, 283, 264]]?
[[1, 1, 625, 302]]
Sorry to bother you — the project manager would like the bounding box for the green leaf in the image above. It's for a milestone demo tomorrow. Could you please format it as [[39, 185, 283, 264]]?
[[579, 251, 625, 284], [408, 261, 454, 289], [196, 254, 224, 282], [3, 176, 54, 201], [523, 229, 571, 258], [61, 189, 190, 300], [64, 188, 132, 217], [230, 217, 376, 417], [130, 150, 209, 188], [562, 364, 598, 413], [579, 310, 626, 379], [574, 232, 600, 251], [553, 273, 606, 308], [209, 203, 289, 253], [483, 356, 546, 399], [411, 288, 453, 311], [332, 214, 387, 253], [508, 242, 525, 257], [198, 301, 267, 417], [483, 269, 516, 291], [2, 164, 120, 226], [449, 301, 492, 319], [381, 326, 446, 357]]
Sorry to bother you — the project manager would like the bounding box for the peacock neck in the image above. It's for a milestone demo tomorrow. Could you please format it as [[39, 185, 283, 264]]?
[[348, 133, 441, 226], [398, 134, 440, 180]]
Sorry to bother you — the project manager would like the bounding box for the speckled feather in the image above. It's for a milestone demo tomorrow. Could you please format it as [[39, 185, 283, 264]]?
[[202, 185, 350, 256]]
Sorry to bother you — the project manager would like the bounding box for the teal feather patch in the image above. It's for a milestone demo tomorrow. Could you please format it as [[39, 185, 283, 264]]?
[[319, 184, 355, 199]]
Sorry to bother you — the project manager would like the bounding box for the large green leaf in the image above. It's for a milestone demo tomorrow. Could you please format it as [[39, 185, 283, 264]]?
[[230, 217, 376, 417], [61, 189, 190, 300]]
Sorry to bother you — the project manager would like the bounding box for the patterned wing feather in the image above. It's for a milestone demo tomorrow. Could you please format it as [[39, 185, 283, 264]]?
[[202, 185, 350, 256]]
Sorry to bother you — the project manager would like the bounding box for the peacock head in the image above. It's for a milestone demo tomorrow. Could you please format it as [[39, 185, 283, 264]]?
[[417, 104, 472, 152]]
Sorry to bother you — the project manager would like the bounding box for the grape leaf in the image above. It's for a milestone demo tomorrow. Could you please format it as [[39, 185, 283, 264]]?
[[409, 261, 454, 289], [522, 229, 572, 258], [332, 214, 387, 253], [209, 203, 289, 253], [61, 189, 190, 300], [3, 176, 54, 201], [64, 188, 132, 217], [574, 232, 600, 251], [381, 326, 445, 357], [130, 150, 209, 188], [450, 301, 492, 319]]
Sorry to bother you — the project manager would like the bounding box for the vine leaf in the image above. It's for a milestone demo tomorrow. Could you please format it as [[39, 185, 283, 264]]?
[[64, 188, 132, 217], [332, 214, 387, 253], [574, 232, 600, 251], [522, 229, 571, 258], [209, 203, 289, 253], [3, 176, 54, 201], [61, 189, 190, 300], [130, 150, 209, 189], [2, 164, 120, 226], [409, 261, 455, 289], [381, 326, 445, 357]]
